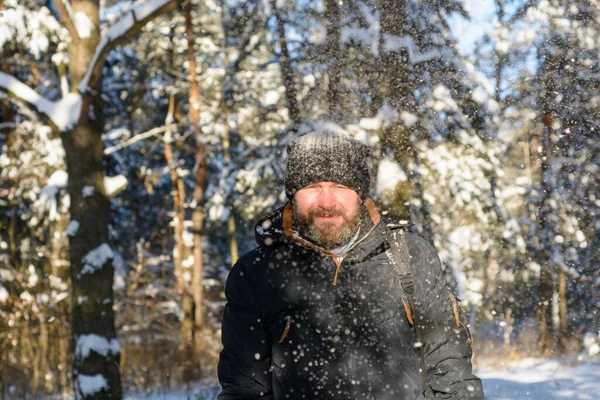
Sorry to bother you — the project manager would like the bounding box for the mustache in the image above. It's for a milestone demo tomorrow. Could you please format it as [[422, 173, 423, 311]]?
[[311, 209, 343, 218]]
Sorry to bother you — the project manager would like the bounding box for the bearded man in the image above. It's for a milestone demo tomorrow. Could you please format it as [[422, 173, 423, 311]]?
[[217, 131, 484, 399]]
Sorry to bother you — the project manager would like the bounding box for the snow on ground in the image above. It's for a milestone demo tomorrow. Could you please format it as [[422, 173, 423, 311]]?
[[478, 357, 600, 400], [120, 357, 600, 399], [124, 379, 219, 400]]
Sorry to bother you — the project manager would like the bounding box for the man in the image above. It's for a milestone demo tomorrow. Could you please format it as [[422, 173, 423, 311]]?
[[217, 131, 484, 399]]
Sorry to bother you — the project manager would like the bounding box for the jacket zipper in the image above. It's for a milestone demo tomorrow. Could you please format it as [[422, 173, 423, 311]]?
[[291, 223, 379, 286], [329, 223, 379, 286]]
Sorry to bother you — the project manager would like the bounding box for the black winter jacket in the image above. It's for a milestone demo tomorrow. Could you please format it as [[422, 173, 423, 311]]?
[[217, 199, 484, 399]]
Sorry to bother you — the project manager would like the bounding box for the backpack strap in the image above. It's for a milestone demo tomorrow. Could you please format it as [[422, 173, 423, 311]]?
[[385, 227, 434, 398]]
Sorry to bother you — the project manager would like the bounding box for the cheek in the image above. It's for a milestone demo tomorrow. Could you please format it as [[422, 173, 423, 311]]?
[[293, 195, 316, 214], [339, 196, 361, 212]]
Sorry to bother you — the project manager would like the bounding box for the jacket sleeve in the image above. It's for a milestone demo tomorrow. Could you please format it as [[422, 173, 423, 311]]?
[[408, 234, 484, 400], [217, 258, 273, 399]]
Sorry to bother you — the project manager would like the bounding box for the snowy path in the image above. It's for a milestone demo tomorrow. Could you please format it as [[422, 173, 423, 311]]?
[[478, 358, 600, 400], [123, 358, 600, 399]]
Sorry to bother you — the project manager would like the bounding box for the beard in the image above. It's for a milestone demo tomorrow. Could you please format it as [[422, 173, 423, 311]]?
[[292, 200, 362, 250]]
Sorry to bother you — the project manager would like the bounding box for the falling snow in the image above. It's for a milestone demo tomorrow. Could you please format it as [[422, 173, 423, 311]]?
[[1, 0, 599, 398]]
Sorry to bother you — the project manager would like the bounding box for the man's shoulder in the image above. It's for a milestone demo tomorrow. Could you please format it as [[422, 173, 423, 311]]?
[[385, 225, 440, 272], [383, 219, 435, 251], [232, 241, 288, 273], [403, 231, 435, 252], [225, 242, 289, 301], [397, 231, 445, 283]]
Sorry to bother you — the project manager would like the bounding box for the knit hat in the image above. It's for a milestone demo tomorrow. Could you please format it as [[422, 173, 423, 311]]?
[[285, 131, 371, 199]]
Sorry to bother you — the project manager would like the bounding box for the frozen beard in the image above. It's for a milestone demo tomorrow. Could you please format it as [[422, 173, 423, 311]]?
[[292, 199, 362, 250]]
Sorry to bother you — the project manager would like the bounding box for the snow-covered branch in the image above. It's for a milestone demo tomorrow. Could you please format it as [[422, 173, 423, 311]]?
[[78, 0, 178, 93], [54, 0, 81, 45], [0, 122, 17, 130], [0, 0, 177, 128], [383, 34, 444, 64], [0, 71, 81, 132], [508, 0, 538, 24]]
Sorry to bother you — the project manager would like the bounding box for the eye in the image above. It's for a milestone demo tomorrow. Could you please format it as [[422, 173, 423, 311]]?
[[301, 185, 320, 192]]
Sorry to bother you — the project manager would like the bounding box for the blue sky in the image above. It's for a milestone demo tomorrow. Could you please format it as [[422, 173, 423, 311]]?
[[448, 0, 497, 55]]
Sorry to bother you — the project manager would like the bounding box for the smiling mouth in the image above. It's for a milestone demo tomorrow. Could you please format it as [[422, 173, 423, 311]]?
[[314, 215, 342, 224]]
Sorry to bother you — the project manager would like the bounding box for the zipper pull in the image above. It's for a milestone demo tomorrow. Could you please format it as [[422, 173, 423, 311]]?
[[332, 257, 344, 286], [279, 315, 292, 343]]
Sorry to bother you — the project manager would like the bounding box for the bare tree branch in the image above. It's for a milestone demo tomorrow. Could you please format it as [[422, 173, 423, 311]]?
[[104, 124, 176, 155], [78, 0, 178, 93], [54, 0, 81, 46]]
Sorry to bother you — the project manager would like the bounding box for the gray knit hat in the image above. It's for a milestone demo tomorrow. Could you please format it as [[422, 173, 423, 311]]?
[[285, 131, 371, 199]]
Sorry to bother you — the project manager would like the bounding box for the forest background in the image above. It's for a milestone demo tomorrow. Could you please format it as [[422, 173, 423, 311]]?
[[0, 0, 599, 398]]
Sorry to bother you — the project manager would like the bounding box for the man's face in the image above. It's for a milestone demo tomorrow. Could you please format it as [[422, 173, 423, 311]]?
[[292, 181, 362, 249]]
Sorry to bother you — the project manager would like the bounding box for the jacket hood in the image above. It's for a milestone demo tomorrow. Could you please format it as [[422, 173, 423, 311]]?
[[255, 205, 286, 247]]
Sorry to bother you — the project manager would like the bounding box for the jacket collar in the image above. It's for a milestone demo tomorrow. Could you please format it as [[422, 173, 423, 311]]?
[[254, 199, 411, 285]]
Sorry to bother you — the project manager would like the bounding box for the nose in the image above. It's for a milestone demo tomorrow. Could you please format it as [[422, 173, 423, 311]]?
[[317, 187, 336, 210]]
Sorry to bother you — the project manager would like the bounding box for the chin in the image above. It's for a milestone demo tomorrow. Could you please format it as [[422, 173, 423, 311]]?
[[315, 221, 341, 231]]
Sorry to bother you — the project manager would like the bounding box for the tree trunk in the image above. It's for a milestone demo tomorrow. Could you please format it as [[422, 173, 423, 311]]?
[[0, 33, 14, 400], [536, 27, 561, 353], [164, 103, 187, 303], [536, 267, 554, 354], [39, 316, 50, 393], [228, 216, 239, 265], [223, 121, 239, 267], [185, 0, 208, 371], [494, 0, 506, 104], [536, 119, 555, 355], [64, 1, 121, 396], [222, 76, 239, 266], [63, 102, 121, 399], [378, 0, 426, 225], [325, 0, 342, 121], [166, 26, 192, 349], [272, 3, 301, 127], [2, 63, 18, 269], [503, 307, 513, 348], [163, 96, 194, 380], [558, 269, 568, 350], [58, 303, 72, 394], [378, 0, 411, 150]]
